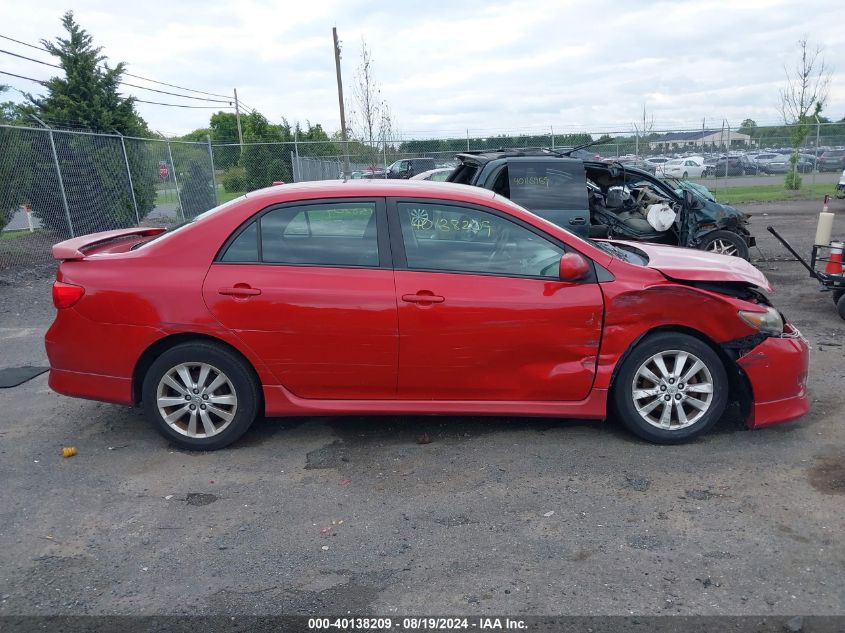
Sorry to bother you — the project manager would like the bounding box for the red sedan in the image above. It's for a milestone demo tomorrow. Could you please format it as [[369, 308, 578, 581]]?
[[46, 180, 809, 450]]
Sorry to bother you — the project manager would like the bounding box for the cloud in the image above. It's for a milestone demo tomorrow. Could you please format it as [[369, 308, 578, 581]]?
[[2, 0, 843, 137]]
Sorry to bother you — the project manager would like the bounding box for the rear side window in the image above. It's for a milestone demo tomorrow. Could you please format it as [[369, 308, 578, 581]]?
[[220, 202, 379, 267], [221, 222, 258, 262], [508, 161, 588, 213]]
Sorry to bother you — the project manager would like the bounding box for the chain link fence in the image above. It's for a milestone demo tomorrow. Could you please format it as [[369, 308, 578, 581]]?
[[3, 121, 845, 285]]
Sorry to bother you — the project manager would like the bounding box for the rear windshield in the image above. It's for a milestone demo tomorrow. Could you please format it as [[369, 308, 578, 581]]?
[[133, 197, 244, 250], [448, 162, 480, 184]]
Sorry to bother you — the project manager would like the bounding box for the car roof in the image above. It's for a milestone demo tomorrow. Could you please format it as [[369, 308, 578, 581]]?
[[455, 148, 576, 164], [241, 178, 497, 206]]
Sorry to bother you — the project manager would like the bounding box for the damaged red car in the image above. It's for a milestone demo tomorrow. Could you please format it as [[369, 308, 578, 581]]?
[[45, 180, 809, 450]]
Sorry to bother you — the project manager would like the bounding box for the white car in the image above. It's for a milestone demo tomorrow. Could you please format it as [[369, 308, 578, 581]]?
[[410, 167, 454, 182], [662, 157, 705, 179], [644, 156, 671, 174]]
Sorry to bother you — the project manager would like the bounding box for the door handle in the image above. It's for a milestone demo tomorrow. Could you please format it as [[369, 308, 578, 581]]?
[[569, 217, 587, 225], [402, 292, 445, 305], [218, 285, 261, 297]]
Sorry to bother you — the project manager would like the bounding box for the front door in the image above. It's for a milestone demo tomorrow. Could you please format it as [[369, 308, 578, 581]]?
[[389, 199, 604, 401], [203, 198, 398, 399]]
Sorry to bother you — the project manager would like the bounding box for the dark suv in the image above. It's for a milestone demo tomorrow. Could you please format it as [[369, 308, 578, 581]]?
[[447, 148, 755, 259], [713, 155, 757, 176], [385, 157, 436, 179]]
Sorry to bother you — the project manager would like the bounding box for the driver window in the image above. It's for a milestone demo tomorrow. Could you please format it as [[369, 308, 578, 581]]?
[[396, 202, 564, 278]]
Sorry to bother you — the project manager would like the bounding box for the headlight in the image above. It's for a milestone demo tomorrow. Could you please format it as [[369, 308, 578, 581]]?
[[738, 307, 784, 334]]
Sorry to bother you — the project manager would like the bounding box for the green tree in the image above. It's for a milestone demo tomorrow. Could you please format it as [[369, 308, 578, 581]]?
[[778, 38, 831, 189], [0, 85, 22, 125], [177, 127, 211, 142], [209, 112, 242, 169], [0, 85, 26, 231], [240, 112, 292, 190], [179, 160, 217, 218], [18, 12, 155, 235], [738, 119, 757, 136]]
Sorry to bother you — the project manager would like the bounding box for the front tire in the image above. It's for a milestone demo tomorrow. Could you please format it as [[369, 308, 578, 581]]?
[[699, 230, 750, 260], [142, 342, 261, 450], [612, 333, 728, 444]]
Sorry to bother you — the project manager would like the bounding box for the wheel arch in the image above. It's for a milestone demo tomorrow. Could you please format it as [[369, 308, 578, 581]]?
[[132, 333, 263, 407], [608, 324, 752, 420]]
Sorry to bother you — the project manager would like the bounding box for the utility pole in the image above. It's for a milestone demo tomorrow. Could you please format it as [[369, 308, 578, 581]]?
[[813, 115, 821, 186], [633, 123, 639, 157], [332, 27, 350, 178], [233, 88, 244, 149]]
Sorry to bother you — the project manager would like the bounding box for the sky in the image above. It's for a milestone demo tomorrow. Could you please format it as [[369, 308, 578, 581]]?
[[1, 0, 844, 139]]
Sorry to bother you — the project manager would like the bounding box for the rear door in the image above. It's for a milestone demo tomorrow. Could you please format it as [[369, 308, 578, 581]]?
[[494, 160, 591, 237], [203, 198, 398, 399]]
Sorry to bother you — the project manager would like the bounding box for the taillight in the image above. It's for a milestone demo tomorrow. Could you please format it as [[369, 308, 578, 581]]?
[[52, 281, 85, 309]]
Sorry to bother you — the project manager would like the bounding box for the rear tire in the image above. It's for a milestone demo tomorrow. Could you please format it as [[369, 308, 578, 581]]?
[[699, 230, 750, 260], [611, 332, 728, 444], [142, 342, 261, 450], [837, 295, 845, 321], [832, 289, 844, 305]]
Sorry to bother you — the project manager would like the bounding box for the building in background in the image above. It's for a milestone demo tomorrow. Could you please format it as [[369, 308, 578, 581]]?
[[649, 129, 754, 151]]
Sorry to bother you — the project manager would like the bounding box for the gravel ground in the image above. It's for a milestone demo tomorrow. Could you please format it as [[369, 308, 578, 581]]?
[[0, 197, 843, 617]]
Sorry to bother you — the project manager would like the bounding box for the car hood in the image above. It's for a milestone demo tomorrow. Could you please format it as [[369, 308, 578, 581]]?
[[613, 241, 772, 291]]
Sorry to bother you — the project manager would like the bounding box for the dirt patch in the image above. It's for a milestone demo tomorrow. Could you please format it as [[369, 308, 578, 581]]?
[[186, 493, 218, 506], [807, 455, 845, 495], [305, 440, 349, 470]]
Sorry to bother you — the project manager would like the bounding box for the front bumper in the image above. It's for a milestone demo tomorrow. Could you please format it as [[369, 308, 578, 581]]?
[[738, 326, 810, 429]]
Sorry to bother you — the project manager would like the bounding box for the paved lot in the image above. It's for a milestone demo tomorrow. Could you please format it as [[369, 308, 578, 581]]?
[[0, 197, 844, 616]]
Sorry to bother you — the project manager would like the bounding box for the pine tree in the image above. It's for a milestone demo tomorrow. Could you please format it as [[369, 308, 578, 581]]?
[[18, 12, 155, 236]]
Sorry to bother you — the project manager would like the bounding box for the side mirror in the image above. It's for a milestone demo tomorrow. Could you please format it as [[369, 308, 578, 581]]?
[[559, 252, 591, 282]]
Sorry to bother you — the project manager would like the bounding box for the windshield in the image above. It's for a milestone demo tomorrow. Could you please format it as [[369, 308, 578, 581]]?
[[665, 177, 716, 202]]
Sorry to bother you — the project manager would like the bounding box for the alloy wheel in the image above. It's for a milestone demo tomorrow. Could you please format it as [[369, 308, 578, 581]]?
[[155, 362, 238, 438], [705, 239, 738, 256], [631, 350, 714, 430]]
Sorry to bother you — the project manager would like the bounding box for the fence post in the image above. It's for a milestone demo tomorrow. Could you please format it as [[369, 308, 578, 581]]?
[[293, 129, 300, 182], [382, 140, 388, 174], [550, 125, 555, 149], [31, 115, 74, 237], [812, 116, 820, 187], [114, 130, 140, 225], [466, 129, 470, 151], [165, 137, 185, 221], [206, 135, 219, 205]]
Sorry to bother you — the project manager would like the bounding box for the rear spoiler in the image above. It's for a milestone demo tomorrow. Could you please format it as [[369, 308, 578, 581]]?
[[52, 227, 166, 261]]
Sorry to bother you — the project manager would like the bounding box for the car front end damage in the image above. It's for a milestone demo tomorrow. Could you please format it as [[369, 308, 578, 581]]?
[[721, 317, 809, 429]]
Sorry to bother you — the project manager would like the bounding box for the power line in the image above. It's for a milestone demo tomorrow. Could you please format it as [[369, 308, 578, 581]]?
[[123, 72, 232, 99], [0, 48, 61, 69], [134, 98, 232, 109], [0, 48, 234, 104], [0, 69, 46, 84], [0, 32, 233, 100], [1, 69, 233, 110]]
